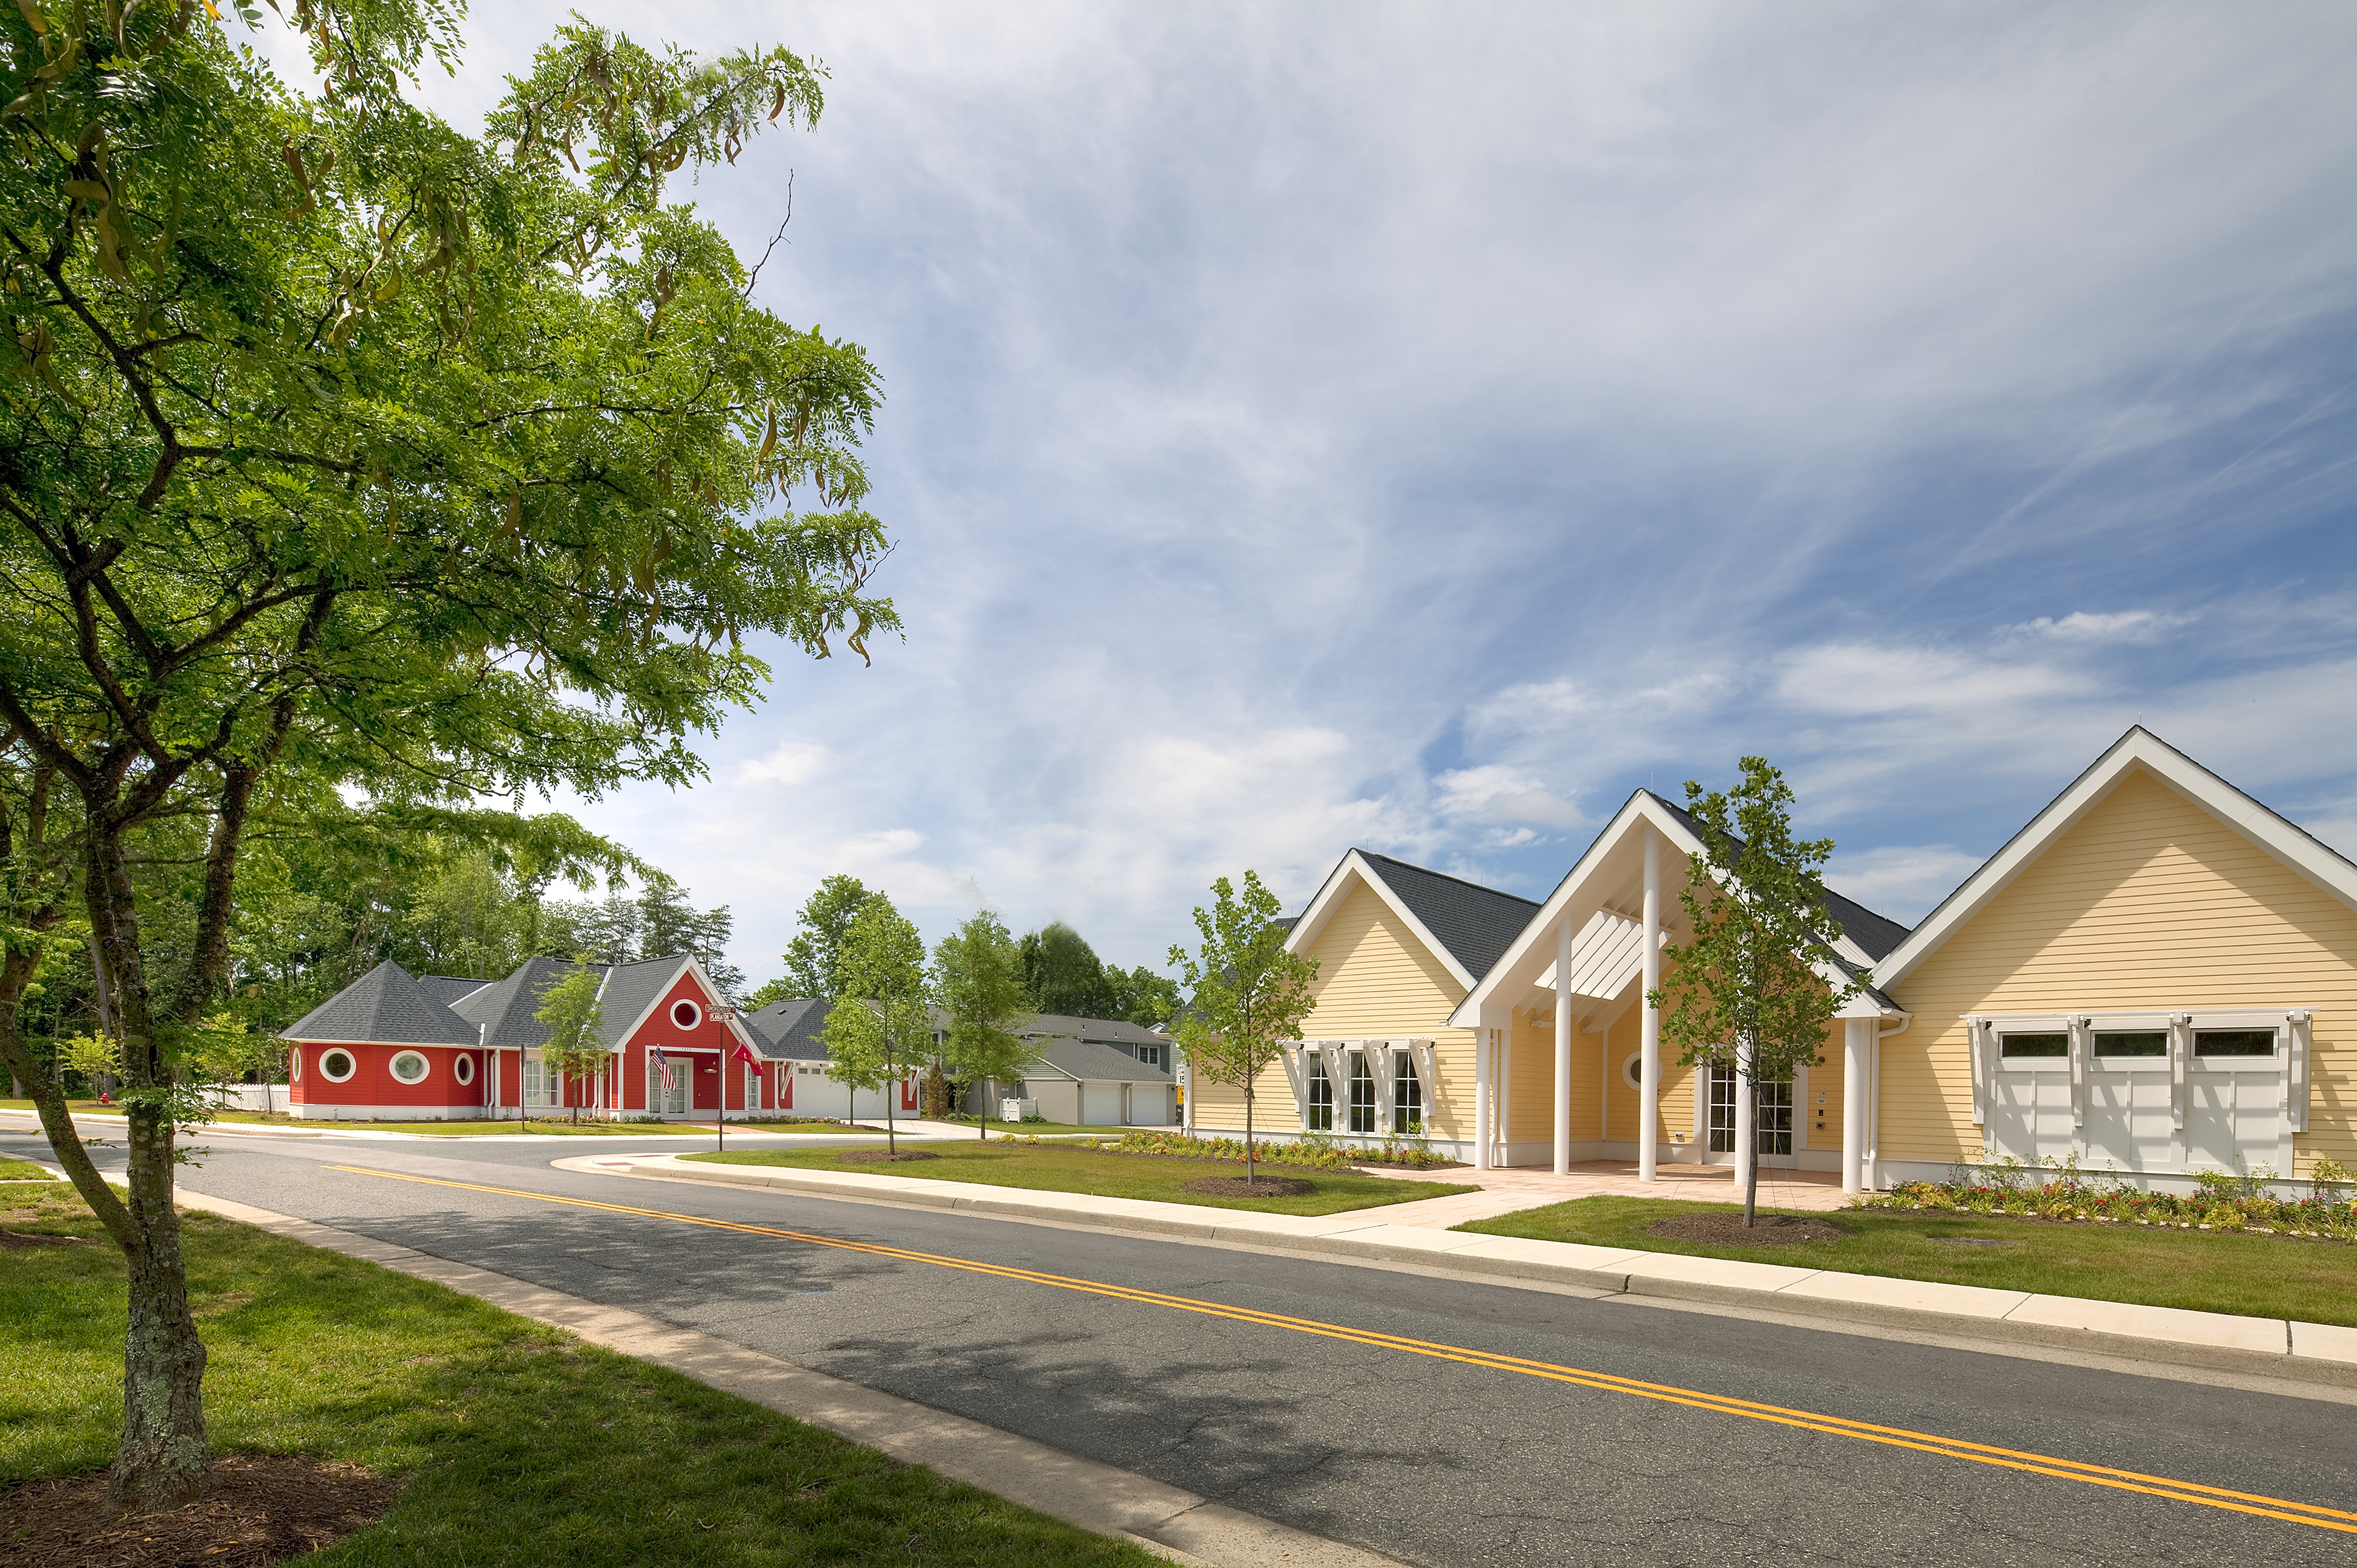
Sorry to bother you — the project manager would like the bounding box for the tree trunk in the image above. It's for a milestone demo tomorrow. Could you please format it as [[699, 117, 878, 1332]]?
[[980, 1077, 990, 1140], [87, 821, 210, 1511], [1244, 1088, 1255, 1186], [1742, 1071, 1760, 1228]]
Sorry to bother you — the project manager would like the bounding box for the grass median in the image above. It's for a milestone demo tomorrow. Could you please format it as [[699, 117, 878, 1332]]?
[[0, 1180, 1158, 1567], [1455, 1196, 2357, 1326], [687, 1140, 1474, 1215]]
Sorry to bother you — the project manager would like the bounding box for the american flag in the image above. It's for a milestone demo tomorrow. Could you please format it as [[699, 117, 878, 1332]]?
[[652, 1046, 677, 1093]]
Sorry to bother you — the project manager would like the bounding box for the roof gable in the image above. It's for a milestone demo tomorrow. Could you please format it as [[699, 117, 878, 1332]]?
[[1288, 848, 1541, 990], [1873, 726, 2357, 990], [282, 959, 481, 1046]]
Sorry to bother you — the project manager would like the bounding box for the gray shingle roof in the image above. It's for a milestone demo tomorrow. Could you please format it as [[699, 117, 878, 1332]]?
[[416, 974, 492, 1010], [1026, 1035, 1174, 1084], [281, 960, 481, 1046], [1021, 1013, 1174, 1048], [1643, 792, 1912, 961], [744, 996, 831, 1061], [1354, 851, 1544, 983], [448, 954, 697, 1052]]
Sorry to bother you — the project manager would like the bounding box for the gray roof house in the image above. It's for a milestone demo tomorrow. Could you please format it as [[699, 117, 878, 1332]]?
[[282, 960, 480, 1047]]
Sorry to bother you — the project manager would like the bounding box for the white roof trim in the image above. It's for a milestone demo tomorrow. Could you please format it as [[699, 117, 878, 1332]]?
[[1874, 726, 2357, 991], [601, 955, 762, 1054], [1286, 849, 1477, 992], [1447, 792, 1706, 1027]]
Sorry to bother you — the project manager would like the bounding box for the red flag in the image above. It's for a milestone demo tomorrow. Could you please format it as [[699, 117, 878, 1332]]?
[[733, 1040, 757, 1068]]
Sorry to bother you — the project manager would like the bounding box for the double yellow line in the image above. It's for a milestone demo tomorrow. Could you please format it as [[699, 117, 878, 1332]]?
[[326, 1164, 2357, 1535]]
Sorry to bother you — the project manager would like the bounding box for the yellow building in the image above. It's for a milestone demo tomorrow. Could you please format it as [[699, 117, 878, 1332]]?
[[1185, 728, 2352, 1193]]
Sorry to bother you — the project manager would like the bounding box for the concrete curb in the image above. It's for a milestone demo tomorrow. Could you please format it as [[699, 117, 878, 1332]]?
[[171, 1186, 1396, 1568], [630, 1156, 2357, 1390]]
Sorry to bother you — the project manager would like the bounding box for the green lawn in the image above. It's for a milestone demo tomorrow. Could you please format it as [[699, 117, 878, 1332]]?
[[0, 1182, 1155, 1566], [688, 1141, 1472, 1216], [0, 1156, 55, 1180], [1456, 1196, 2357, 1327], [931, 1117, 1119, 1137]]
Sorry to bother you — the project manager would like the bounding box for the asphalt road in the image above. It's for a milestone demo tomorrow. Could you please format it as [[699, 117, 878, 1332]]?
[[12, 1120, 2357, 1567]]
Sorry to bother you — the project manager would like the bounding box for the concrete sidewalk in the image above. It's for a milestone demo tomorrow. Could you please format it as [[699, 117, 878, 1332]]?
[[618, 1153, 2357, 1388], [1354, 1159, 1850, 1228]]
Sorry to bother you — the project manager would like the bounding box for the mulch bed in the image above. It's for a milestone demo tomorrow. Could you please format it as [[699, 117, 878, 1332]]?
[[835, 1148, 940, 1164], [0, 1229, 88, 1249], [1086, 1145, 1463, 1174], [0, 1454, 399, 1568], [1648, 1213, 1848, 1246], [1182, 1175, 1316, 1198]]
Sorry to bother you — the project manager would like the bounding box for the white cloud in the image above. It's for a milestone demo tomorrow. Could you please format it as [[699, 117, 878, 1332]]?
[[285, 4, 2357, 987], [737, 741, 829, 786], [1432, 766, 1586, 829], [2005, 610, 2190, 642]]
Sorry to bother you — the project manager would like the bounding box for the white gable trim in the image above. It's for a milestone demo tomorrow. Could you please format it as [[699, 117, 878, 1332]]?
[[1875, 727, 2357, 992], [1446, 792, 1705, 1027], [1286, 849, 1478, 992], [602, 956, 762, 1055]]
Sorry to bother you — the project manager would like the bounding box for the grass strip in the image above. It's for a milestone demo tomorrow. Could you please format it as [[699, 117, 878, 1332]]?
[[1455, 1196, 2357, 1326], [0, 1156, 55, 1180], [0, 1182, 1158, 1566], [688, 1141, 1471, 1215]]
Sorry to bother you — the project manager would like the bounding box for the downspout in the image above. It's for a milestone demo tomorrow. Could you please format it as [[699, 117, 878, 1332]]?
[[1869, 1014, 1910, 1189]]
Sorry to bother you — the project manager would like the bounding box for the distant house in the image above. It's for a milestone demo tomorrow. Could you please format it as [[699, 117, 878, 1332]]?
[[743, 999, 1179, 1126], [280, 953, 770, 1121]]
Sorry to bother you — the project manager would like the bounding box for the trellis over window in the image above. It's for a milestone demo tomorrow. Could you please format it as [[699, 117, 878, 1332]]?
[[1969, 1008, 2312, 1174], [1282, 1040, 1439, 1136]]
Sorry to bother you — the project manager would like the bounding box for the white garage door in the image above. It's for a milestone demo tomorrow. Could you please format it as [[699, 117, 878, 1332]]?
[[1080, 1085, 1124, 1125]]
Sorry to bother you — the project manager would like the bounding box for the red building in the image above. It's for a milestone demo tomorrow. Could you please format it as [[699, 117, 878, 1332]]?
[[281, 954, 786, 1121]]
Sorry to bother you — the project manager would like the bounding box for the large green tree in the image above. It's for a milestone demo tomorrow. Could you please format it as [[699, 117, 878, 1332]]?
[[0, 3, 892, 1510], [1648, 758, 1861, 1226], [1167, 872, 1317, 1186], [750, 871, 872, 1006], [930, 906, 1034, 1138]]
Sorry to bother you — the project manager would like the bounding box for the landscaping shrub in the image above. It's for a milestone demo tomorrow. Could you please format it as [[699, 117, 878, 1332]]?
[[1101, 1129, 1457, 1170], [1852, 1155, 2357, 1240]]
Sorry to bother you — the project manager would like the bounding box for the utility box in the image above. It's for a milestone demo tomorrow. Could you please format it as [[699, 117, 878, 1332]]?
[[1001, 1097, 1038, 1122]]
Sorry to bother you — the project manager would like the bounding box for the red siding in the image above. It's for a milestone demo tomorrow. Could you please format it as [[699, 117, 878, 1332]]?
[[289, 1043, 483, 1108], [618, 969, 744, 1114]]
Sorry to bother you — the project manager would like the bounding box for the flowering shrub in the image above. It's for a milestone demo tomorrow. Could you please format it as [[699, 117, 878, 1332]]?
[[1851, 1155, 2357, 1240], [1100, 1129, 1460, 1170]]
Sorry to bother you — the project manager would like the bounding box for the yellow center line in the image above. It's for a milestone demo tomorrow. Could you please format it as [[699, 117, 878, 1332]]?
[[324, 1164, 2357, 1535]]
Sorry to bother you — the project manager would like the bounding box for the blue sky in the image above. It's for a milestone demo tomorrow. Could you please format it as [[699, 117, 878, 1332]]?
[[250, 3, 2357, 986]]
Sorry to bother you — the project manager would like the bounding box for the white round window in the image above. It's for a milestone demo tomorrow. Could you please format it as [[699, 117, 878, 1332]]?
[[318, 1049, 356, 1083], [454, 1053, 475, 1086], [390, 1050, 430, 1084], [670, 999, 702, 1030], [1623, 1053, 1645, 1091], [291, 1049, 303, 1082]]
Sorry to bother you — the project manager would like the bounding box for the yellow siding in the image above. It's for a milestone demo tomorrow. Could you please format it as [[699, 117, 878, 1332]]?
[[1888, 768, 2357, 1175], [1188, 878, 1474, 1139], [1598, 1001, 1696, 1146]]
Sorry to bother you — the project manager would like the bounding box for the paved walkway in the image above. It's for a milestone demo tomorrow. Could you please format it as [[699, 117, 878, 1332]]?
[[1358, 1159, 1851, 1228]]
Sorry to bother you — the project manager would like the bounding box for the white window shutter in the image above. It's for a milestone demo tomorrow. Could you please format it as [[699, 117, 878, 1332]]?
[[1968, 1017, 1988, 1127], [1370, 1040, 1396, 1127], [1280, 1043, 1310, 1127], [2287, 1010, 2312, 1135]]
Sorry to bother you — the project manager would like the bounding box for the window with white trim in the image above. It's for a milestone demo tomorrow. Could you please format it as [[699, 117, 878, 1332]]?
[[317, 1049, 356, 1083], [454, 1053, 475, 1085], [1306, 1065, 1334, 1131], [671, 999, 702, 1030], [2000, 1031, 2068, 1059], [1392, 1053, 1423, 1134], [1348, 1053, 1377, 1135], [291, 1049, 303, 1083], [390, 1050, 430, 1085]]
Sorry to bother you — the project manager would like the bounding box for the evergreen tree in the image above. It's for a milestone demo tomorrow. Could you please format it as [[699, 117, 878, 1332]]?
[[1020, 921, 1117, 1017]]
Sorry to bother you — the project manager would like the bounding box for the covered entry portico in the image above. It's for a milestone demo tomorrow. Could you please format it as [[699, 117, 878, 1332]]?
[[1446, 790, 1910, 1194]]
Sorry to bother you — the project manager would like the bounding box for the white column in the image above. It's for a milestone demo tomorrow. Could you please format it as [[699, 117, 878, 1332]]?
[[1640, 827, 1661, 1181], [1733, 1037, 1756, 1198], [1472, 1017, 1493, 1170], [1553, 920, 1574, 1175], [1841, 1017, 1869, 1193]]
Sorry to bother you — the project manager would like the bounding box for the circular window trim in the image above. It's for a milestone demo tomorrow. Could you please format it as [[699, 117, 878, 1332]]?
[[454, 1053, 475, 1086], [389, 1049, 432, 1085], [1622, 1052, 1646, 1091], [670, 998, 703, 1031], [317, 1048, 357, 1084], [291, 1048, 303, 1083]]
